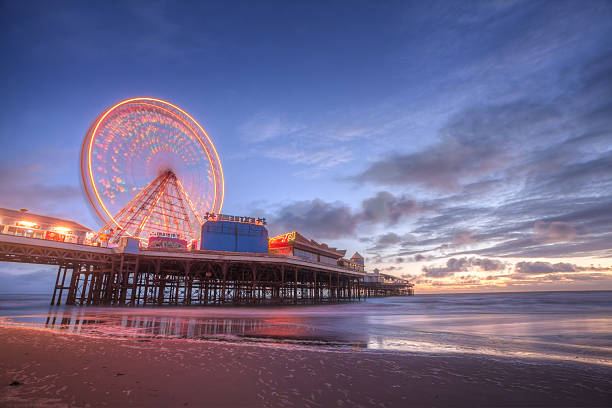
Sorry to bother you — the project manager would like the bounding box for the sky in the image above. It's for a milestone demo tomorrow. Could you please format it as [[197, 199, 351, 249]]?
[[1, 0, 611, 294]]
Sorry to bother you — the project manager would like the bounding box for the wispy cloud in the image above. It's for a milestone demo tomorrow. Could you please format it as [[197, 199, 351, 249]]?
[[239, 115, 306, 143]]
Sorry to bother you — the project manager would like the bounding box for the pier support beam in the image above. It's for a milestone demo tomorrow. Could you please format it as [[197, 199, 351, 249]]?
[[38, 252, 378, 307]]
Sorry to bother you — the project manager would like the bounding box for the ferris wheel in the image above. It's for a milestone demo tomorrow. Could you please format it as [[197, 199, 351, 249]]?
[[80, 97, 224, 245]]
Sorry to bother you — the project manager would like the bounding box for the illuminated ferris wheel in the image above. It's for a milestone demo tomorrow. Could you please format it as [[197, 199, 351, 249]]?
[[80, 97, 224, 245]]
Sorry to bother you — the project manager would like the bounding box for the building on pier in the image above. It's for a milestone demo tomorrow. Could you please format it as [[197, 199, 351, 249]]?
[[268, 231, 346, 265], [200, 214, 268, 253], [0, 208, 93, 244], [348, 252, 365, 271], [363, 269, 414, 296]]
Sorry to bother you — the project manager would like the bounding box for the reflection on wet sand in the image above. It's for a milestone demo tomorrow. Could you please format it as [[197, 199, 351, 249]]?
[[38, 308, 368, 348]]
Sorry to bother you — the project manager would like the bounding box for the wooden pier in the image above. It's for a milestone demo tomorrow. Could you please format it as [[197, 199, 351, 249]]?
[[0, 234, 412, 307]]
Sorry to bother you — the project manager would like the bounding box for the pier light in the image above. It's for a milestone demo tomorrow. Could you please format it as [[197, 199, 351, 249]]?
[[53, 226, 72, 233], [16, 221, 40, 229]]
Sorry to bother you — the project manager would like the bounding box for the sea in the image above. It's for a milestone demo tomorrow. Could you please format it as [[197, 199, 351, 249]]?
[[1, 291, 611, 367]]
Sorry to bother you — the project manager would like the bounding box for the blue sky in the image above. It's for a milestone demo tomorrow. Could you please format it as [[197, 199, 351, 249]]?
[[1, 0, 611, 293]]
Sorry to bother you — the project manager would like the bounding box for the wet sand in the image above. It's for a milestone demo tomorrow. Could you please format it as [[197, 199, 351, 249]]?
[[1, 326, 610, 408]]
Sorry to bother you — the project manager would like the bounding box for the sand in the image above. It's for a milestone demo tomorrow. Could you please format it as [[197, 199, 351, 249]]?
[[0, 326, 610, 407]]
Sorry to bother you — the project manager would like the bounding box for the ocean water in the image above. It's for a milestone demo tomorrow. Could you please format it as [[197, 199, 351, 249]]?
[[1, 291, 611, 366]]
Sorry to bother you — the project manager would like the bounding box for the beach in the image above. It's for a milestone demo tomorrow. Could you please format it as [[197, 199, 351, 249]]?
[[1, 292, 612, 407], [1, 326, 611, 407]]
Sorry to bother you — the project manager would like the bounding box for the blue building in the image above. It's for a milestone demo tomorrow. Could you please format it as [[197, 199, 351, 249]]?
[[200, 216, 268, 253]]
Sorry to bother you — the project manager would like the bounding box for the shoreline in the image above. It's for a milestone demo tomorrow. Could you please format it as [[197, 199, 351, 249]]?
[[2, 309, 611, 369], [1, 326, 611, 407]]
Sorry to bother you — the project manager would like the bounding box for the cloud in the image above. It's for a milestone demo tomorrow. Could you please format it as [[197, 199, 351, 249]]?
[[515, 261, 575, 274], [353, 143, 503, 192], [365, 232, 413, 252], [534, 221, 577, 243], [270, 191, 426, 239], [400, 192, 612, 260], [0, 163, 82, 217], [546, 273, 611, 281], [237, 112, 378, 175], [376, 232, 402, 246], [360, 191, 424, 225], [451, 196, 612, 258], [408, 260, 611, 289], [240, 116, 306, 143], [369, 47, 612, 285], [515, 261, 609, 274], [522, 151, 612, 197], [414, 254, 433, 262], [262, 145, 353, 174], [351, 45, 612, 263], [353, 101, 558, 191], [270, 199, 357, 239], [451, 230, 475, 246], [422, 257, 506, 278]]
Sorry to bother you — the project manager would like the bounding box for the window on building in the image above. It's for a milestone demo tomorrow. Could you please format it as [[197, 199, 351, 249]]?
[[320, 255, 337, 265], [294, 248, 316, 262]]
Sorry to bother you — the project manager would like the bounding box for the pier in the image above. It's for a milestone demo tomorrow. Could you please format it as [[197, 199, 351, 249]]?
[[362, 275, 416, 297], [0, 233, 412, 306]]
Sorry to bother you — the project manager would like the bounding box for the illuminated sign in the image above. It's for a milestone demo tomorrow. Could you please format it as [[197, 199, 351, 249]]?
[[204, 212, 266, 225], [149, 236, 188, 249], [268, 231, 296, 248], [45, 231, 66, 242], [150, 232, 182, 239], [16, 221, 40, 229]]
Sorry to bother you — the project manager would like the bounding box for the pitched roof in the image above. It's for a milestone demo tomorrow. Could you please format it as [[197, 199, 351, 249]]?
[[350, 252, 364, 260], [293, 232, 347, 258]]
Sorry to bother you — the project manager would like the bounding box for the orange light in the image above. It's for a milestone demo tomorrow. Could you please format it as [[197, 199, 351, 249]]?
[[52, 226, 72, 233], [16, 221, 39, 229]]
